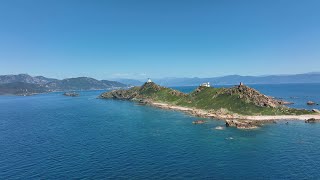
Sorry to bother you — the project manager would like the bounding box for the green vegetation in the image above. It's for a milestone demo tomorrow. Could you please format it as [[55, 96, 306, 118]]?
[[100, 82, 314, 116], [176, 87, 312, 115]]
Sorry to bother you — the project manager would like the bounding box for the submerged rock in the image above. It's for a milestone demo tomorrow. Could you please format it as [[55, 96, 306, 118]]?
[[192, 120, 206, 124]]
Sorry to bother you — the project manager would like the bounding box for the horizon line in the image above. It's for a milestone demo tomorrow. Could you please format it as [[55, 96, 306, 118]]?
[[1, 71, 320, 81]]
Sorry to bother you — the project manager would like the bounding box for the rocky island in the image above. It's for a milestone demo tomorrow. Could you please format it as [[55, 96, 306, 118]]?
[[63, 92, 79, 97], [100, 80, 320, 129]]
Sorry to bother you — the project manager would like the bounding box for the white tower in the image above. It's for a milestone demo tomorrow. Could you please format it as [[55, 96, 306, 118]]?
[[147, 78, 152, 83]]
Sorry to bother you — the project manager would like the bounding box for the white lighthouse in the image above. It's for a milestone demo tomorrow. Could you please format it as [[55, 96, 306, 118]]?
[[200, 82, 210, 87]]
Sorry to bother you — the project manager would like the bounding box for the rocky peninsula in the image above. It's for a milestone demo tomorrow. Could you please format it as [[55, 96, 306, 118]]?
[[100, 81, 320, 129]]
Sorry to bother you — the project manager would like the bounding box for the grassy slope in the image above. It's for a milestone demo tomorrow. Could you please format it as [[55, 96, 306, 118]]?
[[139, 86, 184, 102], [138, 86, 312, 116]]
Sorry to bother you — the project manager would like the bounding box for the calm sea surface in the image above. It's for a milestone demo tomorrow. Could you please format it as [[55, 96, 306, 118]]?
[[1, 84, 320, 179]]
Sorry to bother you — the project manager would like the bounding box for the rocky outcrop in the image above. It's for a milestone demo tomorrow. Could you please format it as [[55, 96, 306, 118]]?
[[307, 101, 318, 105], [100, 87, 140, 99], [279, 101, 294, 105], [140, 82, 163, 92], [312, 109, 320, 113], [225, 120, 258, 129], [223, 85, 284, 108], [169, 90, 185, 96], [305, 118, 320, 123], [137, 99, 151, 104], [225, 119, 276, 129]]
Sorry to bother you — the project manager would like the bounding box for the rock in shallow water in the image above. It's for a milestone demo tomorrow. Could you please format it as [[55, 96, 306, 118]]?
[[225, 119, 275, 129], [305, 118, 320, 123], [307, 101, 318, 105], [192, 120, 206, 124], [225, 120, 258, 129], [63, 92, 79, 97]]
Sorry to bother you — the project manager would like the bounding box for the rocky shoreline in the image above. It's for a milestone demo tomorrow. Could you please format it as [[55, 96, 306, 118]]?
[[149, 102, 320, 121], [147, 102, 320, 129]]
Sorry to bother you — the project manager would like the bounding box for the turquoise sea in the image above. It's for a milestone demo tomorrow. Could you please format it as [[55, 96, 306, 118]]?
[[1, 84, 320, 179]]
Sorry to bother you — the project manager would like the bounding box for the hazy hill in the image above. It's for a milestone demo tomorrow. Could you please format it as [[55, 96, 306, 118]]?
[[0, 74, 57, 85], [153, 73, 320, 86], [100, 80, 127, 88], [0, 74, 128, 95], [115, 79, 144, 86], [45, 77, 125, 91]]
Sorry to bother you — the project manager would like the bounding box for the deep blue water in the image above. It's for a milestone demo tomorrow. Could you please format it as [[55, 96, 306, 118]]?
[[1, 84, 320, 179]]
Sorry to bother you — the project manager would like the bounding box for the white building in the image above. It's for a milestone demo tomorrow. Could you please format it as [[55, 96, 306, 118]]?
[[147, 78, 152, 83], [200, 82, 210, 87]]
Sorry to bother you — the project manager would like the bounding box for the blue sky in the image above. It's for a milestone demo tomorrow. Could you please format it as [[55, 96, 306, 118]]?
[[0, 0, 319, 80]]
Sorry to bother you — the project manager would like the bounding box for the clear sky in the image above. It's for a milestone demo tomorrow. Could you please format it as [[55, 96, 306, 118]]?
[[0, 0, 319, 80]]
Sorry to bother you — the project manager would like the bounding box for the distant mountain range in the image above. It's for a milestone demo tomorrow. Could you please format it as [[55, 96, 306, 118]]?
[[0, 74, 128, 95], [2, 72, 320, 95], [116, 72, 320, 87], [0, 74, 56, 85], [115, 79, 146, 86]]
